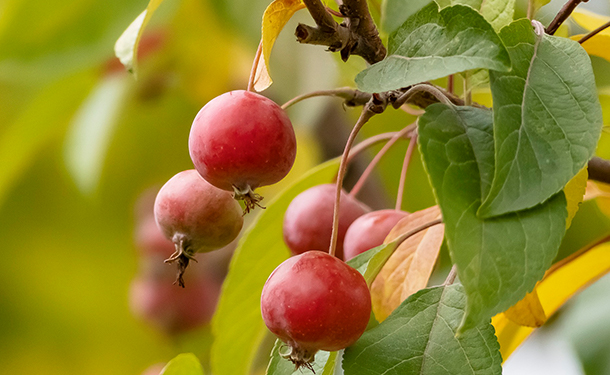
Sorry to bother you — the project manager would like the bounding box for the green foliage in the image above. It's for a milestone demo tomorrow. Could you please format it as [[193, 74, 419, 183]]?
[[418, 104, 567, 331], [161, 353, 205, 375], [435, 0, 515, 31], [343, 285, 502, 374], [480, 20, 603, 217], [211, 158, 340, 375], [380, 0, 433, 34], [356, 3, 510, 93]]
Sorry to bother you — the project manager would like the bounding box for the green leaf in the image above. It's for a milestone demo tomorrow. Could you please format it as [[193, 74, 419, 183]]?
[[479, 20, 602, 217], [211, 158, 340, 375], [381, 0, 433, 34], [266, 339, 339, 375], [114, 0, 165, 76], [418, 104, 567, 331], [161, 353, 204, 375], [63, 74, 130, 194], [356, 3, 510, 93], [435, 0, 515, 31], [343, 285, 502, 374]]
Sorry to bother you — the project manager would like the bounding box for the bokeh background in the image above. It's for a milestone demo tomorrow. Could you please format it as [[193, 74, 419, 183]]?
[[1, 0, 610, 373]]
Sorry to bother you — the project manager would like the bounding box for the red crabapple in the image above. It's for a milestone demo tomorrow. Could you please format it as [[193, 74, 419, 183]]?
[[154, 169, 243, 286], [343, 209, 410, 261], [188, 90, 296, 212], [261, 251, 371, 369], [283, 184, 369, 259]]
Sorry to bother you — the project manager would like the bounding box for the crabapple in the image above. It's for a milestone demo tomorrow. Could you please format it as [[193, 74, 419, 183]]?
[[129, 272, 220, 335], [154, 169, 243, 286], [188, 90, 296, 212], [343, 209, 410, 261], [282, 184, 369, 259], [261, 251, 371, 369]]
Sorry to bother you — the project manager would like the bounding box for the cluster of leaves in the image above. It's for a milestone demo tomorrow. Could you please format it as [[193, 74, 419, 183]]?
[[114, 0, 610, 374]]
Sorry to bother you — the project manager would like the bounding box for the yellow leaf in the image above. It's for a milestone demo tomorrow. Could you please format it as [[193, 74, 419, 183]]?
[[254, 0, 306, 92], [493, 242, 610, 360], [572, 9, 610, 36], [114, 0, 165, 76], [571, 34, 610, 63], [370, 206, 444, 322], [503, 288, 546, 327], [564, 167, 588, 228]]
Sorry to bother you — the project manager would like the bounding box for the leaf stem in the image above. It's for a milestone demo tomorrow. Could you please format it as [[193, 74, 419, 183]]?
[[578, 20, 610, 44], [350, 125, 414, 198], [247, 40, 263, 92], [444, 265, 458, 286], [395, 133, 418, 211], [394, 84, 454, 107]]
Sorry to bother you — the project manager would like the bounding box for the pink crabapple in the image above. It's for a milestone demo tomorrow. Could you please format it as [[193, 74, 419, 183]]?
[[188, 90, 297, 212], [261, 251, 371, 369]]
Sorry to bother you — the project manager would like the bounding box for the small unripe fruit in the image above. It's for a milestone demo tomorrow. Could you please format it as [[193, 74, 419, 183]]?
[[189, 90, 297, 212], [343, 209, 410, 261], [283, 184, 369, 259], [261, 251, 371, 368], [154, 169, 243, 286]]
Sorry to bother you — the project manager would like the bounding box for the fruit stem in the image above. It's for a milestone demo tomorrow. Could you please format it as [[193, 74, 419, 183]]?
[[280, 87, 370, 110], [329, 107, 376, 257], [444, 265, 458, 286], [349, 124, 414, 198], [347, 128, 415, 166], [247, 40, 263, 92], [165, 233, 198, 288], [395, 133, 418, 210]]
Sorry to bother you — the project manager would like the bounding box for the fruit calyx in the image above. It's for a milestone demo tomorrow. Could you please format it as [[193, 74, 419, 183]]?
[[233, 185, 265, 214], [164, 232, 198, 288], [279, 344, 317, 371]]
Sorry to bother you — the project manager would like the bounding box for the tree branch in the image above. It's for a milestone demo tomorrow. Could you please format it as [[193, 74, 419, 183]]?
[[545, 0, 589, 35], [297, 0, 386, 64], [588, 157, 610, 184]]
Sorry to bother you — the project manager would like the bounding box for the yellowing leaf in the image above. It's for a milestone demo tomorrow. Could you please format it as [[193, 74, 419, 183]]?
[[493, 242, 610, 360], [564, 167, 588, 228], [370, 206, 444, 322], [572, 9, 610, 36], [570, 34, 610, 63], [503, 288, 546, 328], [254, 0, 305, 92], [114, 0, 165, 76]]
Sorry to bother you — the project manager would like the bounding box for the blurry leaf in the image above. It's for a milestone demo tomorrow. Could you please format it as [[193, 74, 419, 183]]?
[[63, 74, 130, 194], [381, 0, 433, 34], [343, 285, 502, 374], [356, 3, 510, 93], [114, 0, 165, 75], [564, 167, 588, 228], [266, 339, 338, 374], [572, 9, 610, 36], [419, 103, 567, 332], [481, 20, 602, 217], [254, 0, 306, 92], [493, 242, 610, 360], [370, 206, 444, 322], [161, 353, 204, 375], [0, 71, 95, 209], [435, 0, 515, 31], [571, 34, 610, 63], [211, 158, 340, 375], [503, 289, 546, 328], [530, 0, 551, 18]]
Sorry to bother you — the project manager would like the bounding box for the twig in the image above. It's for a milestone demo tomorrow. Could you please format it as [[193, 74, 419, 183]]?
[[545, 0, 589, 35], [297, 0, 386, 64], [578, 20, 610, 44], [588, 157, 610, 184], [395, 133, 417, 210], [349, 125, 414, 197]]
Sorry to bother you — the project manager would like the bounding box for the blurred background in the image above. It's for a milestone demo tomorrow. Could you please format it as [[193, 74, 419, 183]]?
[[0, 0, 609, 373]]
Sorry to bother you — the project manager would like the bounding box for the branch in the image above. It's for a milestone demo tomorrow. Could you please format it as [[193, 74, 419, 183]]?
[[297, 0, 386, 64], [545, 0, 589, 35], [588, 157, 610, 184], [578, 20, 610, 44]]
